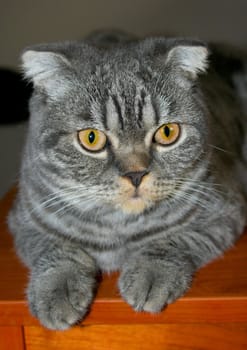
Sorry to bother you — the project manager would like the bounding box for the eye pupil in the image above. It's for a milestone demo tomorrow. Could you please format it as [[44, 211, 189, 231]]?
[[164, 125, 170, 137], [78, 129, 107, 152], [153, 123, 180, 146], [88, 131, 95, 143]]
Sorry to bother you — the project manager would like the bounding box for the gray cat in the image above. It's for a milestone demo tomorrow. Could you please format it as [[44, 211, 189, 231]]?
[[8, 31, 247, 330]]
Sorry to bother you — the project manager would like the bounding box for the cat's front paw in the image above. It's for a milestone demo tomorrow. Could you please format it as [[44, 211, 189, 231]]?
[[119, 259, 192, 313], [27, 264, 97, 330]]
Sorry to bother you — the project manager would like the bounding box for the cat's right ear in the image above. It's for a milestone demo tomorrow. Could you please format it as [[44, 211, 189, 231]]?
[[21, 49, 73, 98]]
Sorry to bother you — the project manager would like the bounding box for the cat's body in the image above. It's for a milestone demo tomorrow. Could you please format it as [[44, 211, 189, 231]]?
[[8, 31, 247, 330]]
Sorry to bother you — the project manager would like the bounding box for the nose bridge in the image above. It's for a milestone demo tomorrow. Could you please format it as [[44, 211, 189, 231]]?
[[118, 145, 150, 174]]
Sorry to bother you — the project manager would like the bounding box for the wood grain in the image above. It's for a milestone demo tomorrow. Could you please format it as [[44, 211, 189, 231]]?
[[25, 324, 247, 350], [0, 327, 24, 350]]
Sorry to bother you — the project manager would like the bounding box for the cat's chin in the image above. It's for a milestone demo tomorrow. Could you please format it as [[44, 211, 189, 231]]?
[[118, 197, 151, 215]]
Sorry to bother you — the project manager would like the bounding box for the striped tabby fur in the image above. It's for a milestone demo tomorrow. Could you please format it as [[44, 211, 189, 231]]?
[[8, 31, 247, 330]]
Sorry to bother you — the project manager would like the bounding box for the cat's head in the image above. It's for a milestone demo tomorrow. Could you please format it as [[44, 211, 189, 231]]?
[[21, 37, 209, 216]]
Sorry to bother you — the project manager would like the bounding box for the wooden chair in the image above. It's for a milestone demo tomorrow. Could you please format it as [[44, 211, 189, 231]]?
[[0, 188, 247, 349]]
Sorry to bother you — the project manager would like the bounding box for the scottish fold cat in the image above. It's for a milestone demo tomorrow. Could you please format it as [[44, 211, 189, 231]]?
[[8, 31, 247, 330]]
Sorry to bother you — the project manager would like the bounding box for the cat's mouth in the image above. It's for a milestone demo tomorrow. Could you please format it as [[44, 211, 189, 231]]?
[[116, 178, 153, 215], [132, 189, 141, 199], [120, 195, 148, 215]]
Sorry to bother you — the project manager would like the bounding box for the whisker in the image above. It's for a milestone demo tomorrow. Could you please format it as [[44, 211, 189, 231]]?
[[176, 191, 210, 211], [29, 184, 105, 215], [52, 193, 103, 217], [174, 180, 225, 195], [208, 144, 234, 155], [174, 176, 223, 187], [29, 187, 83, 213]]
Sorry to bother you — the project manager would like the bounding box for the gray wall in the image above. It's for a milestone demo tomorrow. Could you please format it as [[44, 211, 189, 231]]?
[[0, 0, 247, 197], [1, 0, 247, 69]]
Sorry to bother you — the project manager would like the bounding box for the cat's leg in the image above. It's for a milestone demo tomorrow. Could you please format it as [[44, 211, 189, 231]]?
[[119, 206, 246, 313], [18, 234, 98, 330]]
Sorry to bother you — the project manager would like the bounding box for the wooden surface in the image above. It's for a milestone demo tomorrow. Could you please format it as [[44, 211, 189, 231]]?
[[0, 327, 24, 350], [24, 324, 247, 350], [0, 188, 247, 349]]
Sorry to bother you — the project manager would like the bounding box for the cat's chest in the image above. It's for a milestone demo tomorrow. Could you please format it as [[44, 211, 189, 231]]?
[[71, 208, 182, 271], [89, 247, 127, 272], [76, 218, 149, 272]]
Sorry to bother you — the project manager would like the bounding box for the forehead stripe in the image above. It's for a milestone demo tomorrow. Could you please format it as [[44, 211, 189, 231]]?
[[136, 99, 143, 127], [150, 97, 160, 125], [112, 95, 124, 130]]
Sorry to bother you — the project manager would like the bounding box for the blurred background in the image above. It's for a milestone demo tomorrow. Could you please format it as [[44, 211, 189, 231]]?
[[0, 0, 247, 197]]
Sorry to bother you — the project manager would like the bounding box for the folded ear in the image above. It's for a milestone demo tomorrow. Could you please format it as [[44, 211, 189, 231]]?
[[165, 44, 209, 79], [21, 49, 73, 98]]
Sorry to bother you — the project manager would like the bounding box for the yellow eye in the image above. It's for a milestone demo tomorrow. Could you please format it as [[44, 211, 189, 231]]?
[[77, 129, 107, 152], [154, 123, 180, 146]]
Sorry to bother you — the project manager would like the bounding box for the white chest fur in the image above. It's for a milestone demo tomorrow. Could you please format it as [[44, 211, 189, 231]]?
[[89, 247, 127, 272]]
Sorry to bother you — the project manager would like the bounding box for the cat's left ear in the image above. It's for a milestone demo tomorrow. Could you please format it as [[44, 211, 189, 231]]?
[[165, 44, 209, 80]]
